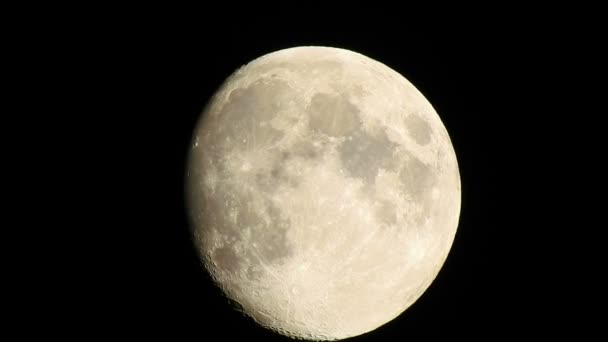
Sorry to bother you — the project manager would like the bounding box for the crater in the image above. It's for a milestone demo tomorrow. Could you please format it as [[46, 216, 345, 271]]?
[[338, 129, 397, 184], [307, 92, 361, 137], [405, 113, 432, 145]]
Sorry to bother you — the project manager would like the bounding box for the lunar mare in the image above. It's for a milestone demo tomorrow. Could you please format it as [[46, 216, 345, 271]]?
[[186, 46, 461, 340]]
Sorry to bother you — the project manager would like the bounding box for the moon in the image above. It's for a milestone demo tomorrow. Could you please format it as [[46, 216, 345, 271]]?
[[186, 46, 461, 340]]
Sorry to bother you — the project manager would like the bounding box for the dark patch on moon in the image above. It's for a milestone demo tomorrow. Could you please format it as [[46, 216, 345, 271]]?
[[338, 129, 397, 184], [399, 155, 433, 202], [216, 78, 292, 150], [289, 140, 323, 160], [255, 163, 298, 193], [255, 172, 277, 193], [254, 150, 309, 193], [213, 245, 242, 274], [255, 139, 326, 193], [404, 113, 432, 145], [399, 155, 435, 223], [376, 201, 397, 226], [308, 92, 361, 137]]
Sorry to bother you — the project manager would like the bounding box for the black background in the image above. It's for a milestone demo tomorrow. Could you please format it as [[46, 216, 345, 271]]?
[[21, 6, 596, 340]]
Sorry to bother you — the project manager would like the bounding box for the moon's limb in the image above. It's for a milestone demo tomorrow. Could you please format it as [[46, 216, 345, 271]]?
[[186, 46, 461, 341]]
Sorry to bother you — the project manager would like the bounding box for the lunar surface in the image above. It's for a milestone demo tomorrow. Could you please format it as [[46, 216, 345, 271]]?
[[186, 46, 461, 340]]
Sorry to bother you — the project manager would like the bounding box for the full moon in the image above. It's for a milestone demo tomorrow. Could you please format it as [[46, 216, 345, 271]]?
[[186, 46, 461, 340]]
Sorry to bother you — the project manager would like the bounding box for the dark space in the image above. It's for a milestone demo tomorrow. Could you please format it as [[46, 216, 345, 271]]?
[[30, 8, 592, 341]]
